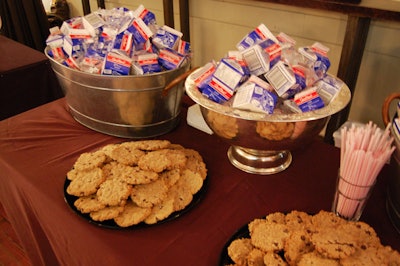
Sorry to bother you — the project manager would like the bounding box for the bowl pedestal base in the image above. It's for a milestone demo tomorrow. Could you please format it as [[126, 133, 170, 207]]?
[[227, 146, 292, 175]]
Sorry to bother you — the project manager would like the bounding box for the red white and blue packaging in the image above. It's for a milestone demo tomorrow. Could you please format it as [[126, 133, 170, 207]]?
[[236, 23, 279, 51], [212, 58, 247, 91], [47, 46, 67, 62], [314, 75, 343, 104], [158, 48, 186, 70], [294, 87, 325, 112], [152, 25, 183, 50], [113, 30, 134, 56], [132, 53, 162, 74], [192, 62, 217, 92], [201, 77, 235, 104], [102, 52, 132, 75], [82, 12, 105, 37], [232, 75, 277, 114], [127, 18, 154, 48], [298, 42, 331, 79]]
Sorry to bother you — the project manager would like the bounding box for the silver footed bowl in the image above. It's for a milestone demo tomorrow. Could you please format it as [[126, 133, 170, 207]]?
[[184, 69, 351, 175]]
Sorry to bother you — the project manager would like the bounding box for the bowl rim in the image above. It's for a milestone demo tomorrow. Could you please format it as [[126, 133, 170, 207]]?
[[185, 68, 351, 122]]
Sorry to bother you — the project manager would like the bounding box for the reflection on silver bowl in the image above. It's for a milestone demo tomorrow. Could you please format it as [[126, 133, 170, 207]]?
[[185, 70, 351, 175]]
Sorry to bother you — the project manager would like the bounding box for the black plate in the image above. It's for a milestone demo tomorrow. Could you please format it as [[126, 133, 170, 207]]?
[[64, 177, 208, 229], [219, 216, 288, 265], [219, 221, 250, 265]]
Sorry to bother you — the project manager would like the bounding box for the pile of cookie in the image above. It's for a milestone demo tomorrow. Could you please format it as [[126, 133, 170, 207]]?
[[66, 140, 207, 227], [227, 210, 400, 265]]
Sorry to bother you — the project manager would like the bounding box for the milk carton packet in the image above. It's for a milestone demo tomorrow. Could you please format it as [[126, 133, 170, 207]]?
[[314, 75, 343, 104], [298, 42, 330, 79], [240, 45, 270, 76], [158, 48, 186, 70], [63, 35, 85, 58], [127, 17, 154, 48], [60, 17, 92, 39], [279, 64, 308, 99], [236, 23, 279, 51], [133, 5, 157, 28], [264, 61, 296, 97], [63, 56, 81, 70], [99, 7, 134, 35], [282, 99, 302, 114], [240, 38, 281, 76], [294, 87, 325, 112], [201, 76, 235, 103], [47, 46, 68, 62], [152, 25, 183, 50], [102, 52, 132, 75], [212, 58, 247, 91], [112, 30, 134, 56], [80, 55, 104, 74], [258, 39, 281, 68], [232, 75, 277, 114], [192, 62, 217, 92], [132, 52, 162, 74], [82, 12, 105, 37], [177, 39, 191, 56], [46, 27, 64, 48], [226, 51, 250, 76]]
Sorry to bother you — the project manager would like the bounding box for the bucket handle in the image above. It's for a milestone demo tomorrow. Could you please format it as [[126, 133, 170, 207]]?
[[382, 92, 400, 126], [163, 67, 200, 96]]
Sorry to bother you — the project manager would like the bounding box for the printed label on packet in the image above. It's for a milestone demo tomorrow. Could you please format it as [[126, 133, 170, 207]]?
[[82, 12, 105, 36], [202, 76, 235, 103], [294, 87, 325, 112], [314, 76, 342, 104], [192, 62, 216, 91], [46, 32, 64, 48], [232, 75, 277, 114], [127, 18, 153, 46], [60, 18, 92, 40], [158, 48, 186, 70], [102, 52, 132, 75], [63, 36, 84, 57], [133, 4, 157, 26], [177, 39, 191, 55], [279, 64, 308, 99], [236, 23, 279, 51], [152, 25, 183, 50], [258, 39, 281, 68], [227, 51, 250, 76], [113, 30, 134, 56], [213, 58, 246, 92], [264, 61, 296, 97], [241, 45, 270, 76], [133, 53, 162, 74]]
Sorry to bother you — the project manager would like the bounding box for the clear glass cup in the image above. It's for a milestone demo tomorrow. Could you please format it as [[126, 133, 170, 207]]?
[[332, 172, 376, 221]]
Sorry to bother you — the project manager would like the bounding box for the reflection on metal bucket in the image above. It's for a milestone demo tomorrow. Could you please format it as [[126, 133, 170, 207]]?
[[45, 47, 191, 138]]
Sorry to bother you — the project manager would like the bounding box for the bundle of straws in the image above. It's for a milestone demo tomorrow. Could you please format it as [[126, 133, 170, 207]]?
[[336, 121, 395, 219]]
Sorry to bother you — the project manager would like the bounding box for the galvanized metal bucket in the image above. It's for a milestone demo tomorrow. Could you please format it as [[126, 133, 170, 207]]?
[[45, 48, 192, 138]]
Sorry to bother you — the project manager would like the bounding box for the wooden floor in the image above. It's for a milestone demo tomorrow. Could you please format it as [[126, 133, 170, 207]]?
[[0, 203, 32, 266]]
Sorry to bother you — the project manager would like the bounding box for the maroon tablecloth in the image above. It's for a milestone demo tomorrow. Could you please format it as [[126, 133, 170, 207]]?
[[0, 97, 398, 265], [0, 35, 63, 120]]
